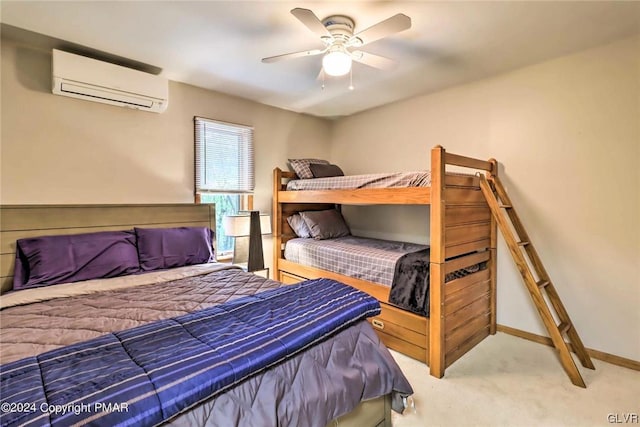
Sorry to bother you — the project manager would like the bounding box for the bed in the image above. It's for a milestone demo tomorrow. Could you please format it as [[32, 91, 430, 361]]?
[[273, 146, 498, 379], [0, 204, 412, 427]]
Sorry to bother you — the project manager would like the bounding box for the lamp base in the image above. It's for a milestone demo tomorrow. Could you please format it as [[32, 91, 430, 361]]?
[[230, 212, 265, 272], [247, 211, 265, 272]]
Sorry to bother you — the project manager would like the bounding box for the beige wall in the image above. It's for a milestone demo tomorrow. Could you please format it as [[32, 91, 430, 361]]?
[[0, 38, 332, 269], [2, 34, 639, 361], [330, 36, 640, 361]]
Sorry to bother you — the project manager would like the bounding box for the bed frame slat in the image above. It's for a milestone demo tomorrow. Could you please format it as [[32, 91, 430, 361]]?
[[1, 205, 210, 231], [444, 152, 493, 171], [376, 330, 427, 362], [445, 239, 492, 258], [444, 295, 492, 334], [445, 205, 491, 226], [278, 187, 431, 205], [445, 312, 491, 353], [444, 251, 491, 275], [445, 326, 491, 368]]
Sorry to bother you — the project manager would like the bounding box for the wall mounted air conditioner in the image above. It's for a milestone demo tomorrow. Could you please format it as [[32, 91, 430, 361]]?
[[52, 49, 168, 113]]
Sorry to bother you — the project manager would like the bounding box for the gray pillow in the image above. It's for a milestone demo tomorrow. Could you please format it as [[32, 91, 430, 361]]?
[[299, 209, 351, 240], [287, 214, 312, 238], [288, 158, 330, 179], [309, 163, 344, 178]]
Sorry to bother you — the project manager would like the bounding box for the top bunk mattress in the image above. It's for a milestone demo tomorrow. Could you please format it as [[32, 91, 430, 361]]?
[[286, 171, 431, 191]]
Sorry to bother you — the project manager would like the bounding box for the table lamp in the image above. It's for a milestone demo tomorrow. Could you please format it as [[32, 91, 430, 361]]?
[[223, 211, 271, 271]]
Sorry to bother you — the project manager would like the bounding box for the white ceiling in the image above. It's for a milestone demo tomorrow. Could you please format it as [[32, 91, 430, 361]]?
[[2, 1, 639, 118]]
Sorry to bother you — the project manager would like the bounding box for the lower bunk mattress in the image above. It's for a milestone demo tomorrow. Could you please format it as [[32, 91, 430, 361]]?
[[285, 236, 428, 287], [284, 236, 484, 316], [0, 265, 412, 427]]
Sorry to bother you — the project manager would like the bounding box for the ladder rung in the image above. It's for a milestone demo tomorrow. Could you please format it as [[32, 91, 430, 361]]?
[[537, 280, 550, 289], [499, 204, 512, 208], [517, 241, 530, 246], [558, 322, 571, 335]]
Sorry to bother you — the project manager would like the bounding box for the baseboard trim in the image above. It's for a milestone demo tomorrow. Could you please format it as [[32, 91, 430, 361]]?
[[496, 324, 640, 372]]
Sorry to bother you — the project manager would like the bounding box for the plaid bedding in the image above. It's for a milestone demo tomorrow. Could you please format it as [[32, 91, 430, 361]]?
[[284, 237, 485, 318], [286, 171, 431, 191], [284, 236, 428, 286], [0, 279, 380, 427]]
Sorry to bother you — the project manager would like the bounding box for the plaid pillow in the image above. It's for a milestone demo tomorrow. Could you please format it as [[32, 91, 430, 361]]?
[[287, 214, 312, 238], [299, 209, 351, 240], [288, 158, 330, 179]]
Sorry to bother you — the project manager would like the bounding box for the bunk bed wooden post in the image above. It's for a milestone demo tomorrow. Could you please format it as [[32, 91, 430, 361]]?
[[273, 167, 283, 279], [429, 145, 446, 378], [488, 158, 498, 335]]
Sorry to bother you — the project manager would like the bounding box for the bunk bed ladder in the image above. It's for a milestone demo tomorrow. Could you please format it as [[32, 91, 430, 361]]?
[[478, 175, 595, 388]]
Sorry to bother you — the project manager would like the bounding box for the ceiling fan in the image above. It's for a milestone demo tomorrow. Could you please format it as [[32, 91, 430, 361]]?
[[262, 8, 411, 78]]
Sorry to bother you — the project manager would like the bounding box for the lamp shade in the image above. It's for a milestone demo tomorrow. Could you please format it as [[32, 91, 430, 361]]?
[[322, 48, 352, 77], [223, 213, 271, 237]]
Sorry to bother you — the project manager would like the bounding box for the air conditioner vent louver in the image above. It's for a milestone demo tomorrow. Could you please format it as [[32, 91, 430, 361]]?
[[52, 49, 168, 113]]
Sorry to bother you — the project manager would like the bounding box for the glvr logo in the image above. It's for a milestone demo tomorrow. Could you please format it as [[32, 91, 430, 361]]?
[[608, 413, 639, 424]]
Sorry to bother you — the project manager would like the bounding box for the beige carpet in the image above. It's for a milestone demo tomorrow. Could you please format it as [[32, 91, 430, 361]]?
[[390, 332, 639, 426]]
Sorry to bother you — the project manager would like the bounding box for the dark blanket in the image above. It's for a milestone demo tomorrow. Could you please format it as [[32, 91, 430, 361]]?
[[388, 248, 431, 316]]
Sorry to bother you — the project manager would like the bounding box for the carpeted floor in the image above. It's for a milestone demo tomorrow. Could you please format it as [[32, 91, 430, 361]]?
[[390, 332, 639, 426]]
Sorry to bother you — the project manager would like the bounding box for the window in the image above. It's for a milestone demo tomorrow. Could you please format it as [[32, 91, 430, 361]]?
[[195, 117, 254, 258], [199, 193, 240, 255]]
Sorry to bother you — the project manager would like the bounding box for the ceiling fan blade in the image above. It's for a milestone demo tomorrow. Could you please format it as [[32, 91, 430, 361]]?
[[351, 14, 411, 46], [351, 50, 396, 70], [262, 48, 325, 63], [291, 8, 331, 38]]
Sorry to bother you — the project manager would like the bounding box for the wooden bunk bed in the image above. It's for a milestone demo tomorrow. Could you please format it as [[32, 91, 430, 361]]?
[[273, 145, 498, 378]]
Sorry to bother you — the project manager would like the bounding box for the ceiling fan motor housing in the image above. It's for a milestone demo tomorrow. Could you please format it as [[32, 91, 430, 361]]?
[[322, 15, 361, 46]]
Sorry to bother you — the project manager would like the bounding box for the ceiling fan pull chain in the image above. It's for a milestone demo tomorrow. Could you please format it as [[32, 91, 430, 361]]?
[[349, 68, 354, 91]]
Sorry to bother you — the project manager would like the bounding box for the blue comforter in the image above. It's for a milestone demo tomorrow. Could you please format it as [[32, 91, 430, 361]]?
[[0, 279, 380, 427]]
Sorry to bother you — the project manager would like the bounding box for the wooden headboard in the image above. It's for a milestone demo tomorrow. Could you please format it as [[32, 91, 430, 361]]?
[[0, 204, 215, 293]]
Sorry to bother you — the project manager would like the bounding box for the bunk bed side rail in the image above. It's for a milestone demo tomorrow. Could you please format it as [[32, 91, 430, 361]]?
[[444, 152, 494, 171], [278, 188, 431, 205], [279, 170, 297, 179]]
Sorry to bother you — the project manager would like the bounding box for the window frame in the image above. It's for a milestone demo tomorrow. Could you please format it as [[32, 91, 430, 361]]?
[[193, 117, 255, 260]]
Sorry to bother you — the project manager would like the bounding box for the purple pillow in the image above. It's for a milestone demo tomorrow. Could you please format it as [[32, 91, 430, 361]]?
[[13, 230, 140, 290], [135, 227, 214, 271]]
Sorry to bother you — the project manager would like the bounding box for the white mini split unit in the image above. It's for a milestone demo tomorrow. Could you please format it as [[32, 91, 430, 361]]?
[[52, 49, 168, 113]]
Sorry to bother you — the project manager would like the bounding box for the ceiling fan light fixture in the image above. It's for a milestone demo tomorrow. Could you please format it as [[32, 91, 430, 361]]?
[[322, 49, 352, 77]]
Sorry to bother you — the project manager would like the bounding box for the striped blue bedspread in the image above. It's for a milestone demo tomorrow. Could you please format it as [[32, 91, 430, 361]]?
[[0, 279, 380, 427]]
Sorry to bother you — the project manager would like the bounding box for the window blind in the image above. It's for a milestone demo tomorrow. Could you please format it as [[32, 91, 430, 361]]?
[[195, 117, 254, 194]]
